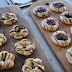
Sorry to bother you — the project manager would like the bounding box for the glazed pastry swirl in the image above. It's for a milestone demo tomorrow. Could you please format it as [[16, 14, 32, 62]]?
[[14, 39, 35, 56], [0, 33, 7, 46], [0, 51, 15, 70], [50, 1, 66, 12], [33, 6, 50, 17], [60, 11, 72, 24], [41, 18, 59, 31], [1, 13, 17, 25], [66, 47, 72, 64], [10, 25, 28, 39], [51, 31, 71, 46], [22, 58, 44, 72]]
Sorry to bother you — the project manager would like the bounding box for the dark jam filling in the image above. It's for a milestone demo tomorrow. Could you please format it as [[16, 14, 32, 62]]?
[[56, 34, 68, 41], [37, 7, 46, 13], [54, 3, 64, 8], [47, 20, 56, 25], [65, 13, 72, 18]]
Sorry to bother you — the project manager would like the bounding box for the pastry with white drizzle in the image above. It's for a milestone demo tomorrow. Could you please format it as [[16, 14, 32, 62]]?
[[51, 31, 71, 46], [22, 58, 44, 72]]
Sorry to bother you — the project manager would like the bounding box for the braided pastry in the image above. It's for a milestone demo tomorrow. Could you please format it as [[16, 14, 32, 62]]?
[[50, 1, 66, 12], [1, 13, 17, 25], [41, 18, 59, 31], [66, 47, 72, 64], [60, 11, 72, 24], [14, 39, 35, 56], [0, 33, 7, 46], [0, 51, 15, 70], [10, 25, 28, 39], [33, 6, 50, 17], [51, 31, 71, 46], [22, 58, 44, 72]]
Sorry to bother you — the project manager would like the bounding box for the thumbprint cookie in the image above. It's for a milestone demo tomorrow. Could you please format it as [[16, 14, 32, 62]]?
[[41, 18, 59, 31], [60, 11, 72, 24], [51, 31, 71, 46], [33, 6, 50, 17], [50, 1, 66, 12]]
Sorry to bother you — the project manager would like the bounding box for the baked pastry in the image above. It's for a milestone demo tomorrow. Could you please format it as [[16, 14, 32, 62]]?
[[41, 18, 59, 31], [66, 47, 72, 64], [0, 33, 7, 46], [0, 51, 15, 70], [50, 1, 66, 12], [33, 6, 50, 17], [1, 13, 17, 25], [14, 39, 35, 56], [60, 11, 72, 24], [51, 31, 71, 46], [22, 58, 44, 72], [10, 25, 28, 39]]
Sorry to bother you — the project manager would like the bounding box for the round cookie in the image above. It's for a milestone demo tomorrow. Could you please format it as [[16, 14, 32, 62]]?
[[60, 11, 72, 24], [66, 47, 72, 64], [14, 39, 35, 56], [0, 51, 15, 70], [51, 31, 71, 46], [1, 13, 17, 25], [10, 25, 28, 39], [41, 18, 59, 31], [0, 33, 7, 46], [33, 6, 50, 17], [50, 1, 66, 12], [22, 58, 44, 72]]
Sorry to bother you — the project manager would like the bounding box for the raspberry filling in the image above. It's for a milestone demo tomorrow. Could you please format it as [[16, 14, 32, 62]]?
[[37, 7, 46, 13], [56, 34, 68, 41], [65, 13, 72, 18], [54, 3, 64, 8], [47, 20, 56, 25]]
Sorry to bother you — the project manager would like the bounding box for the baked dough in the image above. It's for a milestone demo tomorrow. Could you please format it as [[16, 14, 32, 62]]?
[[14, 39, 35, 56], [66, 47, 72, 64], [60, 11, 72, 24], [22, 58, 44, 72], [50, 1, 66, 12], [0, 33, 7, 46], [10, 25, 28, 39], [1, 13, 17, 25], [41, 18, 59, 31], [0, 51, 15, 70], [33, 6, 50, 17], [51, 31, 71, 46]]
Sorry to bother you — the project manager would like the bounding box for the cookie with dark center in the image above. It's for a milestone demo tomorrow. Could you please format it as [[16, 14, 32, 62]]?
[[37, 7, 46, 13], [47, 20, 56, 25], [65, 13, 72, 18], [56, 34, 68, 41], [54, 3, 64, 8]]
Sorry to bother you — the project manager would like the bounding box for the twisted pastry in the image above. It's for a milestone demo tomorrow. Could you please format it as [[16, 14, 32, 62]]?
[[22, 58, 44, 72], [0, 51, 15, 70], [33, 6, 50, 17], [10, 25, 28, 39], [0, 33, 7, 46], [66, 47, 72, 64], [14, 39, 35, 56], [41, 18, 59, 31], [60, 11, 72, 24], [1, 13, 17, 25], [50, 1, 66, 12], [51, 31, 71, 46]]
